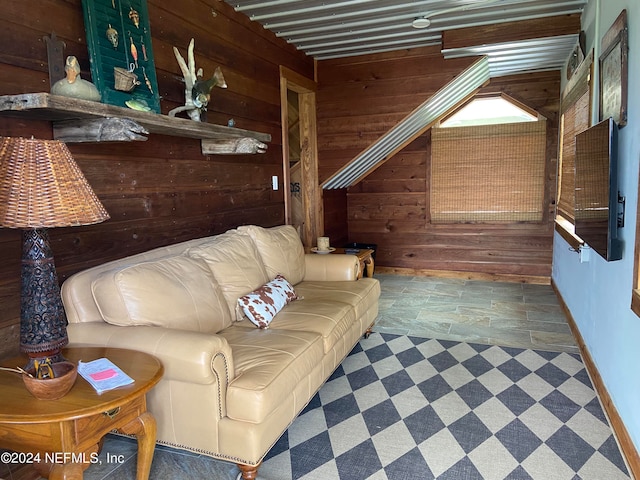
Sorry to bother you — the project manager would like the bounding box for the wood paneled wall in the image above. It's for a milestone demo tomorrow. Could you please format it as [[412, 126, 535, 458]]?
[[0, 0, 313, 358], [317, 49, 560, 281]]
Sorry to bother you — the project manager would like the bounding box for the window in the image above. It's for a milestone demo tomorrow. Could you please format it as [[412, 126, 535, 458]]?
[[431, 96, 547, 223], [557, 57, 592, 223], [441, 96, 538, 127]]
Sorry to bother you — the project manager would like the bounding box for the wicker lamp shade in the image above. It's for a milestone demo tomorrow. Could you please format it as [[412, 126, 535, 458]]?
[[0, 137, 109, 228]]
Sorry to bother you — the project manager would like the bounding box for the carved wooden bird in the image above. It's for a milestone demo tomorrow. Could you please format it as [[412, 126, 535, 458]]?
[[192, 66, 227, 110]]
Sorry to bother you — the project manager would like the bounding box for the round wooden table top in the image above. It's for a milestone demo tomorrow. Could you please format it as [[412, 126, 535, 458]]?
[[0, 347, 163, 423]]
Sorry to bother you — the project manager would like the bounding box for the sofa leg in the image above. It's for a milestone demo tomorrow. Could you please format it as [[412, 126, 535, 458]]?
[[237, 462, 261, 480], [364, 323, 374, 338]]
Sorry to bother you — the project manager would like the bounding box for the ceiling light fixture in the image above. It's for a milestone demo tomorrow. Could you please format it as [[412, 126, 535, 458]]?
[[412, 17, 431, 29], [412, 0, 502, 30]]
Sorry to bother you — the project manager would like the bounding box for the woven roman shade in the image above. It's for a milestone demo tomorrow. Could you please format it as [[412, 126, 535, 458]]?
[[431, 120, 547, 223], [0, 137, 109, 228], [556, 52, 592, 224]]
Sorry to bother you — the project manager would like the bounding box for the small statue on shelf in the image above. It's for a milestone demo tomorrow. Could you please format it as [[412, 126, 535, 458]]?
[[168, 38, 227, 122]]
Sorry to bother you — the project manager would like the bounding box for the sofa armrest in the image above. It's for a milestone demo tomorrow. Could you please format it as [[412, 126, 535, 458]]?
[[303, 253, 359, 281], [67, 322, 234, 387]]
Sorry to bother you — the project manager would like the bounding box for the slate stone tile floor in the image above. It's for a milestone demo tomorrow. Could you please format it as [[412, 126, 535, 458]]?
[[6, 274, 622, 480], [372, 274, 579, 355]]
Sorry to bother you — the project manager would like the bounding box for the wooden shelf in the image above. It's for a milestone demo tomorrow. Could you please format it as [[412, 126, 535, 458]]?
[[0, 93, 271, 154]]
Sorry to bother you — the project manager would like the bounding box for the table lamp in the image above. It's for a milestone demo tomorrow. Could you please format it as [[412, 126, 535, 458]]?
[[0, 137, 109, 369]]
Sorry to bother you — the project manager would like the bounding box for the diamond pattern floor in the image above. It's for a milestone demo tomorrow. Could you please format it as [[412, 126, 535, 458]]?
[[259, 333, 629, 480], [9, 275, 630, 480]]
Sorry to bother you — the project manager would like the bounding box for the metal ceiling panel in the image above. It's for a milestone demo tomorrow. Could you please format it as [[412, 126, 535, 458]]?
[[443, 34, 580, 76], [225, 0, 587, 63]]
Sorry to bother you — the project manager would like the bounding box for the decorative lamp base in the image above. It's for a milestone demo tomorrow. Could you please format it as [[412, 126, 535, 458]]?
[[20, 228, 69, 367]]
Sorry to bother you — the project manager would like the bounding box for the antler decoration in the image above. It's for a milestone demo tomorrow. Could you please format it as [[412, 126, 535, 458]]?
[[168, 38, 227, 122]]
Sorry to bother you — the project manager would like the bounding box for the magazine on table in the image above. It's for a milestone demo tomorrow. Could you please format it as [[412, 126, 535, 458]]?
[[77, 358, 134, 394]]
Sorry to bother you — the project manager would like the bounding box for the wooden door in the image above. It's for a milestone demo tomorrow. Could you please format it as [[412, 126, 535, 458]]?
[[280, 67, 322, 247]]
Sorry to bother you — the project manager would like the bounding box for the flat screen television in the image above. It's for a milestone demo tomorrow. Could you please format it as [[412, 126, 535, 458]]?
[[574, 117, 622, 261]]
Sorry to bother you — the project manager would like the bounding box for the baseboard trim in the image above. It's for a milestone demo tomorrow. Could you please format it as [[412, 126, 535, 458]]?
[[375, 266, 550, 285], [552, 280, 640, 479]]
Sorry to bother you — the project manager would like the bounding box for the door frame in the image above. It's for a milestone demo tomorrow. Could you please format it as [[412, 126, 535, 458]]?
[[279, 66, 323, 247]]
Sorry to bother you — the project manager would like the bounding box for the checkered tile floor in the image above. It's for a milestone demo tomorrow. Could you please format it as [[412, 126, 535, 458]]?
[[260, 333, 630, 480]]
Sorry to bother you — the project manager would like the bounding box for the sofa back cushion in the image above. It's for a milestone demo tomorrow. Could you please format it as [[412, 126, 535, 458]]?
[[187, 230, 270, 319], [237, 225, 305, 285], [91, 255, 232, 333]]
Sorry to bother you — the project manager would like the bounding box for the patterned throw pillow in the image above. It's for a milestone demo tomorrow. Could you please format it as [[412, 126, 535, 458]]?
[[238, 275, 299, 329]]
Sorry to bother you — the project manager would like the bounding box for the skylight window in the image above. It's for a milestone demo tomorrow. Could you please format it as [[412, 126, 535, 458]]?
[[441, 96, 538, 127]]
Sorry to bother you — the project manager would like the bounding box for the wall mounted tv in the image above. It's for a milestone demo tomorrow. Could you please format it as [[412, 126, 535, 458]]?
[[574, 117, 623, 261]]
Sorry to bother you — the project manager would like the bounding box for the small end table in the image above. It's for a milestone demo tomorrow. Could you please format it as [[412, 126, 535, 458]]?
[[328, 247, 375, 279], [0, 347, 163, 480]]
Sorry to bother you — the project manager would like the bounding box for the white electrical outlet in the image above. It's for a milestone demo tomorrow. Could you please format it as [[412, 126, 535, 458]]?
[[272, 175, 279, 190], [579, 245, 591, 263]]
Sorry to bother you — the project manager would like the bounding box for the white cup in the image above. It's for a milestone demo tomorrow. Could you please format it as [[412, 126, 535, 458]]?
[[317, 237, 330, 251]]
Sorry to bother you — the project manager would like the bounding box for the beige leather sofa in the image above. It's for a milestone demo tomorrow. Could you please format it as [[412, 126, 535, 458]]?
[[61, 224, 380, 478]]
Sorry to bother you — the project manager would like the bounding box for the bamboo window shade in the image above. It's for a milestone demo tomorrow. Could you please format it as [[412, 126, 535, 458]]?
[[431, 121, 547, 223], [556, 52, 592, 223]]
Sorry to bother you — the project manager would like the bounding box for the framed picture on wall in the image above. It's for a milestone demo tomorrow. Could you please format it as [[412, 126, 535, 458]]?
[[599, 9, 628, 127]]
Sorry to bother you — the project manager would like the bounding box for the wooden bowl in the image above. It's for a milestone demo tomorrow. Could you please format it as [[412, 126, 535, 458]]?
[[22, 361, 78, 400]]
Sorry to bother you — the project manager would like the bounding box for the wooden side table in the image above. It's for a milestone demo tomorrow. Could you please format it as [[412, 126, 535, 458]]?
[[0, 347, 163, 480], [331, 247, 375, 279]]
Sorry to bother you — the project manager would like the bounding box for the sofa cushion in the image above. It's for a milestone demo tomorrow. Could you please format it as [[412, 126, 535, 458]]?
[[188, 230, 270, 319], [238, 275, 299, 329], [91, 255, 232, 333], [269, 298, 357, 353], [237, 225, 305, 285], [294, 278, 381, 320], [220, 326, 324, 424]]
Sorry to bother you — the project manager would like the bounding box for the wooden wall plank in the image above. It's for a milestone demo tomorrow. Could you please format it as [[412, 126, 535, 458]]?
[[323, 189, 349, 248], [0, 0, 311, 358], [443, 14, 582, 50], [318, 49, 560, 279]]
